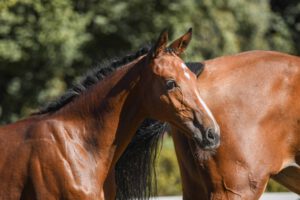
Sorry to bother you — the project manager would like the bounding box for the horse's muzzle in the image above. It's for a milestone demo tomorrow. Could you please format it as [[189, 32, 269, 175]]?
[[194, 128, 220, 150]]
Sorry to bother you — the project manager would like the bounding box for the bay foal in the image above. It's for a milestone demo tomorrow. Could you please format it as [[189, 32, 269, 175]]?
[[0, 29, 220, 200]]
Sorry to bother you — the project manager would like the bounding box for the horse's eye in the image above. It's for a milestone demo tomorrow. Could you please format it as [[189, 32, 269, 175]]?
[[166, 80, 177, 90]]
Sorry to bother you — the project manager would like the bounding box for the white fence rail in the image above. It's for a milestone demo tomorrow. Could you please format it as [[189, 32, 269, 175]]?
[[152, 193, 299, 200]]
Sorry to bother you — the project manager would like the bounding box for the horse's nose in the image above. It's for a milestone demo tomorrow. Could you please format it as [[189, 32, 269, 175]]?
[[203, 128, 220, 149], [206, 128, 215, 141]]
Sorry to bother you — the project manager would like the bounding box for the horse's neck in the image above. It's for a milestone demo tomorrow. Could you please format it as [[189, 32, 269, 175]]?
[[56, 58, 146, 167]]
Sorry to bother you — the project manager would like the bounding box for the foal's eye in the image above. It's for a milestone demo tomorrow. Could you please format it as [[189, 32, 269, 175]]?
[[166, 80, 177, 90]]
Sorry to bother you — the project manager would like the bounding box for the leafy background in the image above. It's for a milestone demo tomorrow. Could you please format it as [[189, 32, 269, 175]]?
[[1, 0, 298, 195]]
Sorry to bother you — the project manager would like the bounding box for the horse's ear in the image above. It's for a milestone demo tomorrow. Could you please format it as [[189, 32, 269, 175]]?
[[152, 29, 168, 58], [168, 28, 192, 55]]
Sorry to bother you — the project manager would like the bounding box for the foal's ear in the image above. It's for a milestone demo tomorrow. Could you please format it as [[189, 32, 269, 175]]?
[[168, 28, 192, 55], [152, 29, 168, 58]]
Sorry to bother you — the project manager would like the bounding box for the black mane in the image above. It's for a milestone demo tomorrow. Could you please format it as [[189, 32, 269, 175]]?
[[35, 45, 152, 115], [116, 119, 167, 200]]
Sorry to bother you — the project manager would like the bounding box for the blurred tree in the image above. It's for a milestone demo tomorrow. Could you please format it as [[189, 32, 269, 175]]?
[[0, 0, 296, 123], [0, 0, 89, 122], [270, 0, 300, 54], [266, 179, 288, 192], [156, 136, 182, 195]]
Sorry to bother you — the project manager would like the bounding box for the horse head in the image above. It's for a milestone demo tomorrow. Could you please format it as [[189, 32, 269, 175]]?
[[141, 29, 220, 150]]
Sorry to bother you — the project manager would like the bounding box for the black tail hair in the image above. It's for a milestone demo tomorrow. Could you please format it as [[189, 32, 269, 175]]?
[[115, 119, 166, 200]]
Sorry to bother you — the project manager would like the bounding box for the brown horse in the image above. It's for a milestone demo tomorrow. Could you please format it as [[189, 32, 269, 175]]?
[[172, 50, 300, 199], [0, 29, 220, 200]]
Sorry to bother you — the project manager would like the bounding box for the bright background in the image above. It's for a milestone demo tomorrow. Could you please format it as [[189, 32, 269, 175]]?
[[1, 0, 300, 195]]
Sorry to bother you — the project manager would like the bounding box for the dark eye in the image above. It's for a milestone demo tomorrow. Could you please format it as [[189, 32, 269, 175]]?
[[166, 80, 177, 90]]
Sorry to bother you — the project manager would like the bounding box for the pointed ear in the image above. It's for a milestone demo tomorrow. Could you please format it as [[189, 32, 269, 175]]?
[[152, 29, 168, 58], [168, 28, 192, 55]]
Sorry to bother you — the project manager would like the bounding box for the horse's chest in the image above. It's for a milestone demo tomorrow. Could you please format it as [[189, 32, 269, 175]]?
[[51, 155, 105, 199], [61, 147, 105, 194], [33, 139, 106, 199]]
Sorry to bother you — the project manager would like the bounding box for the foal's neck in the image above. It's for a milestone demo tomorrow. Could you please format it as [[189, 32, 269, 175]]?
[[57, 56, 146, 165]]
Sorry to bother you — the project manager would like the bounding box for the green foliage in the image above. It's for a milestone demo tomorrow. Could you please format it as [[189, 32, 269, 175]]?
[[0, 0, 90, 122], [0, 0, 17, 11], [0, 0, 299, 123], [266, 179, 288, 192], [156, 136, 182, 196], [270, 0, 300, 53]]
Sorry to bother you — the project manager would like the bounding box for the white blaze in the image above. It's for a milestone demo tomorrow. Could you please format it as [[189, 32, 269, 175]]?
[[195, 89, 220, 133], [181, 62, 219, 132], [181, 63, 191, 80]]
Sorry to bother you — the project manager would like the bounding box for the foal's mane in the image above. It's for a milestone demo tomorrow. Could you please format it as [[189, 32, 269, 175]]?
[[35, 45, 152, 115], [116, 119, 167, 200], [35, 45, 188, 115]]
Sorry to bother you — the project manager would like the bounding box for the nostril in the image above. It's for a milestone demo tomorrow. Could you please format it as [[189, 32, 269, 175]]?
[[206, 129, 215, 141]]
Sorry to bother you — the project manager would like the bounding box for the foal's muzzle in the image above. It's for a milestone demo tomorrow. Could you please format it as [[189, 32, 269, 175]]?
[[204, 128, 220, 149]]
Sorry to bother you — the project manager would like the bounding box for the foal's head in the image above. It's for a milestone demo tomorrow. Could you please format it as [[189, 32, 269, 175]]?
[[141, 29, 220, 150]]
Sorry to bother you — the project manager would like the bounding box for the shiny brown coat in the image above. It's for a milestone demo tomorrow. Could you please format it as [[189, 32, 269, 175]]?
[[0, 30, 220, 200], [173, 50, 300, 200]]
